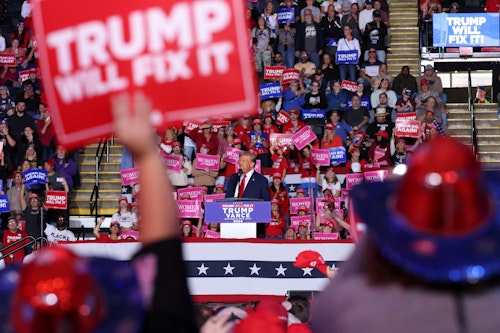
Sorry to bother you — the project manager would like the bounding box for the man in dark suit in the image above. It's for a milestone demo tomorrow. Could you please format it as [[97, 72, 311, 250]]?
[[225, 151, 271, 201]]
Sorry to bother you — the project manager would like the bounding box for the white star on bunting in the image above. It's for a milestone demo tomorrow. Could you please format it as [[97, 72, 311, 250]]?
[[197, 263, 209, 275], [249, 263, 262, 276], [302, 267, 313, 276], [223, 263, 235, 275], [275, 264, 287, 276]]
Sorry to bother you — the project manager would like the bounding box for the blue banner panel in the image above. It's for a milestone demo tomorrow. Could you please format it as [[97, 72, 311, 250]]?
[[205, 201, 271, 223], [433, 13, 500, 47], [260, 82, 282, 100]]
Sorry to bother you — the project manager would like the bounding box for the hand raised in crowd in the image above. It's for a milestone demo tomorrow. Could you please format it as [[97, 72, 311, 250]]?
[[200, 313, 238, 333]]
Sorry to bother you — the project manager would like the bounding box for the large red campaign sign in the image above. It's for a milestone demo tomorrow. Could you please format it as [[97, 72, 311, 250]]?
[[45, 191, 68, 209], [33, 0, 256, 149]]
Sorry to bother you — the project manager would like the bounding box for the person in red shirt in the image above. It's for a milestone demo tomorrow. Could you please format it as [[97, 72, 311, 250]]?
[[321, 122, 344, 149], [220, 137, 244, 189], [282, 108, 305, 134], [266, 199, 286, 239], [93, 217, 122, 241], [1, 216, 29, 265], [234, 116, 252, 147], [188, 122, 219, 155], [294, 145, 320, 199], [346, 146, 368, 171], [270, 144, 289, 179], [180, 220, 196, 238], [263, 113, 279, 138], [269, 172, 290, 218], [368, 131, 392, 166]]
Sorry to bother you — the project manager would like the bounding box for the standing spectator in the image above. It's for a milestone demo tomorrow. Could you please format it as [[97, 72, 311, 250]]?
[[283, 80, 306, 111], [328, 110, 353, 145], [282, 108, 306, 134], [11, 22, 30, 49], [252, 17, 274, 75], [276, 22, 297, 68], [341, 3, 362, 41], [110, 196, 138, 233], [368, 131, 392, 165], [263, 113, 279, 138], [321, 5, 343, 59], [8, 100, 35, 165], [235, 116, 252, 147], [266, 199, 286, 238], [300, 0, 322, 23], [362, 11, 388, 64], [262, 0, 278, 49], [53, 145, 77, 191], [336, 25, 361, 82], [327, 80, 349, 111], [20, 192, 45, 240], [0, 85, 14, 114], [417, 65, 446, 105], [366, 107, 395, 138], [36, 104, 55, 162], [188, 121, 219, 155], [7, 171, 24, 216], [248, 118, 271, 167], [219, 138, 244, 190], [321, 122, 344, 148], [359, 0, 375, 35], [294, 145, 319, 198], [191, 145, 219, 194], [167, 142, 192, 189], [296, 9, 325, 68], [344, 95, 370, 131], [319, 53, 340, 82], [303, 80, 328, 109], [269, 171, 289, 212], [393, 66, 418, 97], [270, 144, 289, 179], [317, 167, 341, 198]]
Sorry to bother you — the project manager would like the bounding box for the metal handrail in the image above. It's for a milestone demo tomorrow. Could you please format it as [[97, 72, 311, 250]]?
[[0, 236, 48, 262], [89, 138, 110, 221], [467, 68, 479, 161]]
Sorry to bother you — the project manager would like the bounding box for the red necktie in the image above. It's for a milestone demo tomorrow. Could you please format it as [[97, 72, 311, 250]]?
[[238, 174, 246, 198]]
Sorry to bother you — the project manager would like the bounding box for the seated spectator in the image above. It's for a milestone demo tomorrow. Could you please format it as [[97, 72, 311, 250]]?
[[219, 138, 243, 190], [309, 69, 328, 94], [294, 145, 320, 198], [191, 145, 219, 193], [18, 126, 41, 166], [1, 216, 28, 265], [285, 226, 297, 240], [283, 80, 306, 111], [417, 64, 447, 105], [296, 187, 307, 198], [327, 80, 349, 111], [421, 120, 442, 142], [370, 78, 397, 112], [350, 79, 372, 109], [415, 78, 443, 107], [263, 113, 279, 137], [317, 167, 341, 198], [343, 95, 370, 131], [328, 110, 353, 145], [269, 171, 289, 213], [319, 54, 340, 83], [214, 184, 225, 194], [358, 47, 383, 87], [224, 125, 238, 147], [368, 130, 392, 166], [484, 0, 500, 12], [267, 199, 286, 239], [297, 221, 311, 240], [395, 88, 416, 118], [0, 85, 14, 114], [367, 107, 395, 138], [321, 122, 343, 148], [249, 118, 271, 167], [373, 0, 389, 23], [167, 142, 192, 189], [474, 86, 490, 104], [303, 81, 328, 109], [93, 217, 121, 241], [180, 220, 196, 238], [393, 66, 418, 97], [341, 3, 362, 41], [294, 51, 317, 80], [416, 96, 443, 124], [17, 82, 40, 115], [110, 196, 138, 233], [44, 215, 76, 243], [369, 92, 394, 122], [288, 295, 314, 332], [234, 116, 252, 146], [362, 10, 388, 62], [282, 108, 306, 134], [370, 63, 393, 91]]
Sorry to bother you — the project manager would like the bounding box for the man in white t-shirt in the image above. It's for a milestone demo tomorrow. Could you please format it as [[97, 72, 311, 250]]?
[[44, 215, 76, 243]]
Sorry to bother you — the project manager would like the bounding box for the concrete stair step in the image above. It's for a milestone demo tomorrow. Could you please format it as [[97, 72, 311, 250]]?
[[80, 153, 122, 163], [72, 189, 122, 200], [80, 171, 121, 180], [478, 151, 500, 161], [70, 207, 117, 216], [80, 161, 121, 172], [83, 145, 124, 155], [80, 179, 122, 191]]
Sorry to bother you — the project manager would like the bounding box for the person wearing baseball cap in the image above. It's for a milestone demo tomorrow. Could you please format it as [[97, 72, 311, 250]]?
[[418, 63, 447, 109], [321, 122, 343, 149], [283, 108, 306, 134], [19, 190, 45, 240], [187, 120, 219, 155], [367, 130, 391, 166], [109, 195, 137, 233], [269, 171, 290, 217], [314, 137, 500, 332], [271, 144, 289, 181], [0, 216, 29, 265], [267, 199, 286, 238]]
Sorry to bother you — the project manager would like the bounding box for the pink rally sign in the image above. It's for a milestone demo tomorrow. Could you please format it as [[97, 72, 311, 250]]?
[[177, 199, 201, 218], [289, 197, 312, 215], [364, 170, 388, 183], [345, 173, 365, 190], [291, 126, 317, 150], [120, 167, 139, 186], [204, 230, 221, 238], [310, 148, 330, 166], [195, 153, 220, 171], [163, 154, 183, 172], [177, 186, 203, 201], [290, 215, 311, 232], [313, 232, 339, 240], [224, 146, 241, 164], [204, 193, 225, 203]]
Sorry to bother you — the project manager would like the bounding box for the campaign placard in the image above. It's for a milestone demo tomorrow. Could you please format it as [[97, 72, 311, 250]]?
[[346, 97, 370, 109], [310, 148, 331, 166], [45, 190, 68, 209], [204, 193, 225, 203], [336, 50, 359, 65], [290, 215, 311, 231], [281, 69, 300, 85], [263, 66, 286, 80], [177, 186, 203, 201], [120, 167, 139, 185], [204, 201, 271, 223], [351, 130, 365, 147], [313, 232, 339, 240], [177, 199, 201, 218], [345, 173, 364, 190], [301, 110, 325, 121], [23, 169, 48, 189], [275, 110, 290, 125], [183, 121, 200, 134], [195, 153, 220, 171], [0, 195, 10, 213], [204, 230, 221, 238], [260, 82, 282, 100], [289, 197, 312, 215], [33, 0, 257, 149], [224, 146, 242, 164], [163, 154, 183, 172], [329, 146, 346, 164], [0, 53, 16, 66], [291, 126, 316, 150], [269, 133, 293, 147], [212, 120, 231, 132], [364, 170, 388, 183], [433, 13, 500, 47], [395, 119, 420, 138], [341, 80, 357, 93], [396, 111, 417, 120], [277, 8, 294, 24], [255, 159, 261, 174]]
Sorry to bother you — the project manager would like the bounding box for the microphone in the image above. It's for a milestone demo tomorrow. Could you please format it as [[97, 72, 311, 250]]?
[[237, 169, 243, 177], [236, 169, 243, 198]]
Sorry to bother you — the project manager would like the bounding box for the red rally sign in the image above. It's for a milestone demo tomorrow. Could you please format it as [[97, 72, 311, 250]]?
[[395, 119, 421, 138], [45, 190, 68, 209], [33, 0, 256, 149]]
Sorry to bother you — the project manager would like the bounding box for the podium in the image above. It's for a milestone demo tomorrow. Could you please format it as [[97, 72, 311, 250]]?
[[204, 200, 271, 239]]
